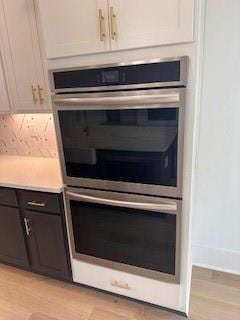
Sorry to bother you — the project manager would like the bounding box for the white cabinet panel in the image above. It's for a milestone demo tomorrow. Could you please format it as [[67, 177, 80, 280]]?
[[38, 0, 110, 59], [0, 0, 49, 112], [109, 0, 194, 51], [0, 54, 10, 112], [37, 0, 194, 59]]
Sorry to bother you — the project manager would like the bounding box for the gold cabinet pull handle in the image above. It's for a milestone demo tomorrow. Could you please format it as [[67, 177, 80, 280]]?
[[27, 201, 46, 207], [37, 85, 44, 104], [24, 218, 31, 236], [111, 281, 131, 290], [110, 6, 117, 40], [31, 85, 38, 104], [98, 9, 105, 41]]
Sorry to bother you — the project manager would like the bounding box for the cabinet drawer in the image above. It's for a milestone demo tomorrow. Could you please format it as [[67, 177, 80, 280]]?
[[19, 190, 61, 214], [0, 188, 18, 207]]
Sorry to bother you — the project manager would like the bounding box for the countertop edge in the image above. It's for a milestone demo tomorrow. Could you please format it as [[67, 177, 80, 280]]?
[[0, 155, 64, 194], [0, 182, 63, 194]]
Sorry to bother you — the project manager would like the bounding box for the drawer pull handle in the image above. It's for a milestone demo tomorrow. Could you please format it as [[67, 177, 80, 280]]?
[[27, 201, 45, 207], [111, 281, 131, 290], [24, 218, 31, 236]]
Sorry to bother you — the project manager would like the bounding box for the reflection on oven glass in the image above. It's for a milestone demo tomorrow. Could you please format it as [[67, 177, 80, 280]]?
[[58, 108, 178, 187], [70, 200, 176, 275]]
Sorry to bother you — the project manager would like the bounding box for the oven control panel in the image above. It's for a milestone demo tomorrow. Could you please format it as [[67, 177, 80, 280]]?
[[52, 57, 187, 92]]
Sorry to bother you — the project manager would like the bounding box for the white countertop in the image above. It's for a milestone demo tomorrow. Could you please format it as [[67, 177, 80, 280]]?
[[0, 155, 63, 193]]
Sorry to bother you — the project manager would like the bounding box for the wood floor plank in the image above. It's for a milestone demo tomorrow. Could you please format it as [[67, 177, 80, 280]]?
[[0, 263, 240, 320], [192, 266, 240, 288], [191, 267, 213, 281], [191, 278, 240, 307], [212, 270, 240, 288], [190, 295, 240, 320], [134, 305, 185, 319], [29, 313, 61, 320], [0, 299, 31, 320], [88, 308, 131, 320]]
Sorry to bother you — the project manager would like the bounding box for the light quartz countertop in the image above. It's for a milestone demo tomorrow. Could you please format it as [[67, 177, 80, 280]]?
[[0, 155, 63, 193]]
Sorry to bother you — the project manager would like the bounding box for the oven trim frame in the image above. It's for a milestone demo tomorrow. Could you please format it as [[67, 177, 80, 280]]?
[[64, 187, 182, 284], [52, 88, 185, 198]]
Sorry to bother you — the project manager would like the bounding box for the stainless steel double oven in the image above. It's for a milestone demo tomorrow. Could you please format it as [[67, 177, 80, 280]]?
[[52, 57, 188, 284]]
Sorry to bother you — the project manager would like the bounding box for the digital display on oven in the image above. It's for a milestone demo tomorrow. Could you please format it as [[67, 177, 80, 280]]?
[[101, 70, 120, 84]]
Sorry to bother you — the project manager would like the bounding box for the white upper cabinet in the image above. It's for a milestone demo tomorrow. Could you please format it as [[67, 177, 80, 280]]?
[[0, 0, 50, 113], [37, 0, 194, 59], [0, 53, 10, 112], [38, 0, 110, 59], [109, 0, 194, 51]]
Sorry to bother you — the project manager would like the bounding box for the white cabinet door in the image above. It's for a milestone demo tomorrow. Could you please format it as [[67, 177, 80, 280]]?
[[38, 0, 110, 59], [0, 54, 10, 112], [109, 0, 194, 51], [0, 0, 49, 112]]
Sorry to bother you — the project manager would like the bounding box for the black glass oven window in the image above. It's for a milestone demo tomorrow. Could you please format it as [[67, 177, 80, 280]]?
[[58, 108, 178, 187], [70, 200, 176, 275]]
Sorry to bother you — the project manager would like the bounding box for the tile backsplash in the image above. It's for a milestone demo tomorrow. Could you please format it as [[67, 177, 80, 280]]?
[[0, 114, 58, 158]]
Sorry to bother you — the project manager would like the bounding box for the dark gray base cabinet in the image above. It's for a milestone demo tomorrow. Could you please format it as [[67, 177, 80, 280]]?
[[0, 206, 29, 268], [0, 188, 71, 281], [25, 210, 70, 279]]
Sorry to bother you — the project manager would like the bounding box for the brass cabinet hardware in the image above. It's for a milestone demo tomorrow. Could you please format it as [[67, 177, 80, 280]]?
[[37, 85, 44, 104], [24, 218, 31, 236], [111, 280, 131, 290], [31, 85, 38, 104], [110, 6, 117, 40], [27, 201, 46, 207], [98, 9, 105, 41]]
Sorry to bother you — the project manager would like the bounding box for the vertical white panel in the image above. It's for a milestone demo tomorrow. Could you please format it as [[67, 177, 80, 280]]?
[[0, 54, 10, 112], [193, 0, 240, 274]]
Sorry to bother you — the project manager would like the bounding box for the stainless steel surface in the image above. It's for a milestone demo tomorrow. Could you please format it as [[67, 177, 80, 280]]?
[[50, 56, 188, 94], [54, 82, 184, 94], [24, 218, 31, 236], [52, 88, 184, 198], [54, 90, 181, 108], [64, 187, 181, 283], [52, 57, 186, 284], [66, 191, 177, 213]]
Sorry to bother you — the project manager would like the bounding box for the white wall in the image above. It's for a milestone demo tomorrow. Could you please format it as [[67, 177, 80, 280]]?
[[192, 0, 240, 274]]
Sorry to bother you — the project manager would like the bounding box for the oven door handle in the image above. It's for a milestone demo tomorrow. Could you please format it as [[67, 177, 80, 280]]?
[[66, 191, 177, 213], [54, 91, 181, 108]]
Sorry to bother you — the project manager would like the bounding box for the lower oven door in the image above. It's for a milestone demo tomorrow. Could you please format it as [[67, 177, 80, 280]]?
[[65, 187, 181, 283]]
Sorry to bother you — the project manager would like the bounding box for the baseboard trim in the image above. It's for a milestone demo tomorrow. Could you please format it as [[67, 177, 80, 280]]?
[[192, 245, 240, 275], [193, 262, 240, 276]]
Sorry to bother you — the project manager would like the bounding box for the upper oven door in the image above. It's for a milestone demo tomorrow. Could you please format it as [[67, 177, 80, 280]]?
[[53, 88, 185, 198]]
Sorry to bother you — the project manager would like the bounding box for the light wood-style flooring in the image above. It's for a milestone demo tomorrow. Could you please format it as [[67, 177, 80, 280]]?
[[0, 264, 239, 320]]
